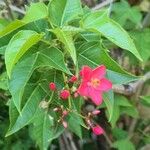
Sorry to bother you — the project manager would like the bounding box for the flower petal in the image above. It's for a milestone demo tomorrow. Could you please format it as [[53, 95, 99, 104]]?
[[80, 66, 92, 81], [92, 65, 106, 79], [89, 89, 103, 105], [77, 82, 89, 97], [98, 78, 112, 91], [92, 125, 104, 135]]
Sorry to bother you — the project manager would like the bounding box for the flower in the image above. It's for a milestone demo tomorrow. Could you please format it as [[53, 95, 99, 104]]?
[[60, 90, 70, 100], [63, 110, 68, 116], [92, 125, 104, 135], [69, 75, 77, 83], [92, 110, 101, 115], [77, 65, 112, 105], [49, 82, 56, 91], [62, 121, 68, 128]]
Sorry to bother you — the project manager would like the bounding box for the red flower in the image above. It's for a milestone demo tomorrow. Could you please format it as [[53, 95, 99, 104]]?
[[77, 65, 112, 105], [69, 75, 77, 83], [92, 125, 104, 135], [60, 90, 70, 100], [49, 82, 56, 91]]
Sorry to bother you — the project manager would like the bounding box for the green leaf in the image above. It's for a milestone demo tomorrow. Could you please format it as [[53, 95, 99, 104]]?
[[48, 0, 83, 26], [115, 95, 132, 107], [6, 85, 46, 136], [0, 20, 25, 37], [0, 2, 47, 38], [0, 72, 8, 90], [112, 128, 128, 140], [52, 28, 77, 64], [68, 112, 83, 138], [107, 100, 120, 128], [111, 0, 142, 27], [120, 106, 139, 118], [130, 28, 150, 61], [0, 19, 10, 31], [5, 30, 43, 78], [112, 139, 135, 150], [9, 47, 71, 113], [140, 95, 150, 107], [30, 109, 54, 150], [22, 2, 48, 23], [81, 11, 142, 61], [77, 41, 138, 84], [103, 90, 114, 122]]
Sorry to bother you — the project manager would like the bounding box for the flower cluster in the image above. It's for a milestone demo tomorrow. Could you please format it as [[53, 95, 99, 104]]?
[[48, 65, 112, 135]]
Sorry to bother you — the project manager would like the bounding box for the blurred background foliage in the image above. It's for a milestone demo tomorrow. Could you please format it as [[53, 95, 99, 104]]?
[[0, 0, 150, 150]]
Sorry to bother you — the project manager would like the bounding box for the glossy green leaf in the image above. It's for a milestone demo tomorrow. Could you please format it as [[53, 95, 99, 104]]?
[[6, 85, 46, 136], [112, 128, 128, 140], [0, 2, 47, 38], [115, 95, 132, 107], [81, 11, 142, 61], [111, 0, 142, 27], [120, 107, 139, 118], [52, 28, 77, 64], [30, 109, 54, 150], [9, 47, 71, 113], [5, 30, 43, 78], [0, 20, 25, 37], [130, 28, 150, 61], [77, 41, 138, 84], [112, 139, 135, 150], [22, 2, 48, 23], [48, 0, 83, 26], [140, 95, 150, 107], [0, 72, 8, 90], [103, 90, 114, 122], [68, 112, 83, 138]]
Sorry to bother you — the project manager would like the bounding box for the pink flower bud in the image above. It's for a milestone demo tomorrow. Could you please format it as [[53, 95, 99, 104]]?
[[92, 110, 100, 115], [60, 90, 70, 100], [92, 125, 104, 135], [74, 92, 78, 98], [53, 108, 59, 112], [49, 82, 56, 91], [62, 121, 68, 128], [69, 75, 77, 83], [63, 110, 68, 116]]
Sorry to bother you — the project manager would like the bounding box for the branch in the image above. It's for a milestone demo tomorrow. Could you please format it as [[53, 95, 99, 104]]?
[[0, 1, 25, 15], [59, 130, 78, 150], [112, 71, 150, 96], [92, 0, 115, 10]]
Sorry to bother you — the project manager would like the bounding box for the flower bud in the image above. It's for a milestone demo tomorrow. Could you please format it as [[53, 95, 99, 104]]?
[[60, 90, 70, 100], [74, 92, 78, 98], [49, 82, 56, 91], [92, 125, 104, 135], [62, 121, 68, 128], [53, 107, 59, 112], [92, 110, 100, 115], [63, 110, 68, 116], [69, 75, 77, 83]]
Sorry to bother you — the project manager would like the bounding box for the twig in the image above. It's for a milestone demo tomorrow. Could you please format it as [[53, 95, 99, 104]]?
[[112, 71, 150, 96], [103, 132, 112, 147], [92, 0, 115, 10], [0, 1, 25, 15], [4, 0, 14, 20], [59, 130, 78, 150], [142, 12, 150, 28]]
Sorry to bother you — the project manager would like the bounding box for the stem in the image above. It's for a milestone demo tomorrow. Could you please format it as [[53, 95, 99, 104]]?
[[48, 91, 54, 104], [103, 132, 113, 147], [62, 72, 72, 109]]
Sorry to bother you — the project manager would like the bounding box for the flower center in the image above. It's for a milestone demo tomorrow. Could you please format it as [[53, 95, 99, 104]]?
[[88, 78, 100, 88]]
